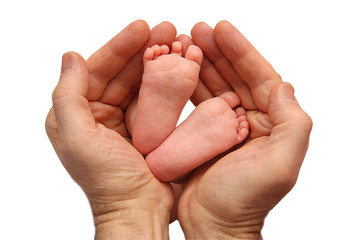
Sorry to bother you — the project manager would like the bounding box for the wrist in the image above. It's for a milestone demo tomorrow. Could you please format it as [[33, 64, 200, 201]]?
[[179, 199, 264, 240], [182, 221, 263, 240], [92, 199, 171, 240]]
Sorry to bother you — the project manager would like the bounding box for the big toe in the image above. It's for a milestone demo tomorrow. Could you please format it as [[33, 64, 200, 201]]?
[[219, 92, 241, 109], [185, 45, 203, 66]]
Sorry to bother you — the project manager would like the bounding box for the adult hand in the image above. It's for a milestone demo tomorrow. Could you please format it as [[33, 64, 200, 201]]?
[[45, 20, 177, 240], [176, 21, 312, 239]]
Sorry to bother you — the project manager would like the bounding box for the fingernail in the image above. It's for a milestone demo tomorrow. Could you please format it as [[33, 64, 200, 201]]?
[[279, 83, 296, 102], [61, 52, 77, 73]]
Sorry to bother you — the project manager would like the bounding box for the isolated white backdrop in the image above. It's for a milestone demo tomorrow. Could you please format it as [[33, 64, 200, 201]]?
[[1, 1, 359, 239]]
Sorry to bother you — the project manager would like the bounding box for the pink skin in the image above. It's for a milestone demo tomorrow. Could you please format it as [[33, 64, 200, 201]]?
[[146, 92, 249, 182], [132, 41, 249, 181], [132, 41, 203, 155]]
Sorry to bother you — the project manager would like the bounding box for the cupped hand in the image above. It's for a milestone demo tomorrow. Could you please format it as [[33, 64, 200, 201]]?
[[176, 21, 312, 239], [45, 20, 177, 239]]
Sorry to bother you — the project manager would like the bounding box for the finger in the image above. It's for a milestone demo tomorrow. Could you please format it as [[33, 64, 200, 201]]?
[[246, 110, 272, 139], [190, 78, 214, 106], [89, 101, 130, 138], [176, 34, 213, 106], [200, 57, 233, 96], [175, 34, 193, 55], [99, 21, 177, 105], [52, 52, 95, 137], [191, 22, 256, 109], [86, 20, 151, 100], [214, 20, 282, 112], [266, 83, 312, 182]]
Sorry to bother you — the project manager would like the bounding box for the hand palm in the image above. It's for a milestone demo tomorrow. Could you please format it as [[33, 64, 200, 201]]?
[[84, 102, 171, 201], [177, 22, 311, 233], [178, 110, 270, 219], [49, 66, 173, 205], [47, 20, 177, 210]]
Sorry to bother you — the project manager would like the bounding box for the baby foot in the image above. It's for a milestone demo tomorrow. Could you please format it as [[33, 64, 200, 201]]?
[[133, 41, 203, 155], [145, 92, 250, 182]]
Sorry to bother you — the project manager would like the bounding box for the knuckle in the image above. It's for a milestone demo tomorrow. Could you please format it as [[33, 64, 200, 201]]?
[[270, 166, 299, 191], [52, 85, 68, 101], [293, 111, 313, 133], [302, 113, 313, 132], [45, 109, 55, 133], [51, 86, 77, 111]]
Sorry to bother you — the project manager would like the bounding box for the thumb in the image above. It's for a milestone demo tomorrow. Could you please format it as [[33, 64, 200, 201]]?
[[52, 52, 95, 138], [267, 83, 313, 173]]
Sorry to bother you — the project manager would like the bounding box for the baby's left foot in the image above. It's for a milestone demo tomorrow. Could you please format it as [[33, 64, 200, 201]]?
[[146, 92, 250, 181]]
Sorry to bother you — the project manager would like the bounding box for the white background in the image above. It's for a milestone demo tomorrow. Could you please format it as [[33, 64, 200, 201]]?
[[1, 1, 359, 239]]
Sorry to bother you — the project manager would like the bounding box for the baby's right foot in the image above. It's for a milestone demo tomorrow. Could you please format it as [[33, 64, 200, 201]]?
[[133, 41, 203, 155], [145, 92, 250, 182]]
